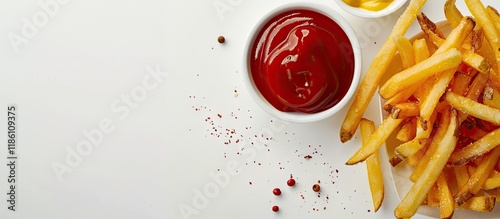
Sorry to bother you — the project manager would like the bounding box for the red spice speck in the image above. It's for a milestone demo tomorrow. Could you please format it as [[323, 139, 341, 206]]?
[[287, 179, 296, 186], [272, 205, 279, 212], [273, 188, 281, 196], [217, 114, 222, 118], [304, 155, 312, 160]]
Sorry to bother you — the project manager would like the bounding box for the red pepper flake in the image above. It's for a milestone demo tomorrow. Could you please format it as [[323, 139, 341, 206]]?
[[272, 205, 279, 212], [304, 155, 312, 160], [217, 114, 222, 118], [272, 188, 281, 196]]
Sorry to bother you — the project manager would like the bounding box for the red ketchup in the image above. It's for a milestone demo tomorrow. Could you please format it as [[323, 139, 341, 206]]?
[[250, 9, 355, 113]]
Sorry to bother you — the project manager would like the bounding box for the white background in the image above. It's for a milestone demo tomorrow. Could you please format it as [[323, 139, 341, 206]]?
[[0, 0, 499, 218]]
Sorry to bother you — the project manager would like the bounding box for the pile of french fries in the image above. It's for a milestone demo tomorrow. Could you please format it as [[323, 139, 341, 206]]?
[[341, 0, 500, 218]]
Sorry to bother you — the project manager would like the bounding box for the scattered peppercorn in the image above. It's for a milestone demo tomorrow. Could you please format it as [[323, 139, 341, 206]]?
[[217, 36, 225, 43], [273, 188, 281, 196], [272, 205, 279, 212], [287, 179, 296, 186], [312, 184, 320, 192]]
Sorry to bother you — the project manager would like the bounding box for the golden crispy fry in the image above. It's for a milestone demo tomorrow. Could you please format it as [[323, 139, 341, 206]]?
[[410, 106, 451, 182], [455, 147, 500, 205], [419, 17, 475, 127], [451, 72, 472, 96], [483, 175, 500, 191], [427, 183, 440, 207], [393, 35, 415, 69], [346, 116, 403, 165], [407, 144, 427, 167], [444, 0, 464, 28], [446, 91, 500, 125], [460, 196, 496, 212], [483, 86, 500, 109], [462, 51, 491, 74], [437, 172, 455, 219], [391, 102, 420, 119], [395, 110, 458, 218], [448, 127, 500, 166], [360, 119, 384, 212], [379, 48, 462, 99], [487, 6, 500, 33], [465, 0, 500, 75], [396, 117, 417, 142], [413, 38, 431, 63], [457, 71, 490, 123], [417, 13, 446, 47], [395, 138, 427, 160], [454, 165, 471, 189], [340, 0, 428, 143]]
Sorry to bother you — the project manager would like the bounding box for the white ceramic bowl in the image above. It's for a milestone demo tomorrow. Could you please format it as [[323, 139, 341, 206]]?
[[243, 2, 361, 123], [334, 0, 408, 18]]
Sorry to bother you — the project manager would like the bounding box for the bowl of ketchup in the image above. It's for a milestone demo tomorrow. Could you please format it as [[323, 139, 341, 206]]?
[[244, 2, 361, 123]]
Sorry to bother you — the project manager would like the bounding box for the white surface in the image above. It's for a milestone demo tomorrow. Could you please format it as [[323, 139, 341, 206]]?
[[0, 1, 498, 219]]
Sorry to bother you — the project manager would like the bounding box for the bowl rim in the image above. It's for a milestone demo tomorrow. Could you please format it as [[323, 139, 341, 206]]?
[[334, 0, 408, 18], [243, 2, 362, 123]]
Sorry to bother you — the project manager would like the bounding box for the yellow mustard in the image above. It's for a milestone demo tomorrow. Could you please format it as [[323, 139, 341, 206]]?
[[342, 0, 394, 11]]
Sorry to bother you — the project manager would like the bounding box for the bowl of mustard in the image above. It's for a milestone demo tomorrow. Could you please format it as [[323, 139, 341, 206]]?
[[335, 0, 408, 18]]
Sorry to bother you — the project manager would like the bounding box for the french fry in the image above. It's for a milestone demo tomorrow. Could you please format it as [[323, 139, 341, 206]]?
[[483, 86, 500, 109], [437, 172, 455, 219], [454, 165, 471, 189], [395, 138, 427, 160], [487, 6, 500, 33], [410, 106, 451, 182], [417, 13, 446, 47], [419, 16, 476, 127], [465, 0, 500, 75], [427, 183, 441, 207], [344, 1, 500, 217], [457, 71, 490, 123], [394, 109, 458, 218], [462, 51, 491, 74], [444, 0, 464, 28], [413, 38, 431, 63], [460, 196, 496, 212], [340, 0, 428, 143], [483, 175, 500, 191], [379, 48, 463, 99], [448, 127, 500, 166], [454, 146, 500, 205], [346, 116, 402, 165], [360, 119, 384, 212], [407, 144, 427, 167], [451, 72, 472, 96], [393, 35, 415, 69], [391, 102, 420, 119], [446, 91, 500, 125], [396, 117, 417, 142]]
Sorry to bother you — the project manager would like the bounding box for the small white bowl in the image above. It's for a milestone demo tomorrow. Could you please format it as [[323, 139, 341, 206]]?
[[334, 0, 408, 18], [243, 2, 361, 123]]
